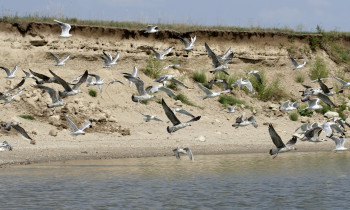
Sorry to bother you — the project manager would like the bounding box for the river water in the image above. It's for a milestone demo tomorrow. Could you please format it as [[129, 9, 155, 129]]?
[[1, 152, 350, 209]]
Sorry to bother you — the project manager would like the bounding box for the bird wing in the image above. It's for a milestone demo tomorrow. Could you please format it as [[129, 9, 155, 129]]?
[[173, 148, 180, 159], [171, 78, 189, 89], [6, 78, 25, 94], [155, 75, 167, 83], [280, 101, 289, 109], [290, 56, 298, 67], [316, 92, 335, 107], [190, 35, 196, 44], [205, 42, 221, 67], [112, 52, 120, 63], [252, 72, 263, 84], [49, 70, 72, 91], [162, 98, 181, 125], [177, 36, 189, 47], [186, 116, 201, 123], [242, 79, 255, 94], [124, 75, 146, 95], [176, 109, 195, 118], [159, 86, 177, 98], [50, 52, 60, 63], [268, 124, 286, 148], [30, 69, 51, 81], [321, 122, 333, 137], [285, 136, 297, 146], [318, 78, 330, 94], [220, 47, 232, 59], [61, 55, 70, 63], [330, 123, 345, 136], [333, 76, 347, 86], [54, 19, 71, 33], [11, 124, 32, 140], [161, 47, 174, 56], [235, 115, 243, 123], [196, 83, 213, 95], [0, 66, 11, 76], [151, 48, 160, 58], [132, 66, 138, 77], [79, 120, 92, 131], [37, 85, 59, 103], [72, 70, 88, 90], [64, 115, 79, 132], [248, 116, 258, 128], [221, 52, 234, 65], [185, 148, 194, 161]]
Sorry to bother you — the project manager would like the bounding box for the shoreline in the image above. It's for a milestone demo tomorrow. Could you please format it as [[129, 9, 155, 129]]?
[[0, 142, 337, 168]]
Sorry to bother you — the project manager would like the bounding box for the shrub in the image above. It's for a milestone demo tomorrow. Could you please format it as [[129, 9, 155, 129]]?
[[289, 112, 299, 121], [298, 105, 313, 117], [144, 56, 163, 79], [250, 71, 287, 101], [89, 89, 97, 97], [295, 73, 305, 83], [218, 95, 245, 107], [19, 115, 35, 120], [176, 94, 195, 106], [309, 56, 329, 80], [192, 69, 207, 83], [336, 100, 347, 120]]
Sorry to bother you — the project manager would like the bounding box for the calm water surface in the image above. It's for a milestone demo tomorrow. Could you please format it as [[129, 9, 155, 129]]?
[[1, 152, 350, 209]]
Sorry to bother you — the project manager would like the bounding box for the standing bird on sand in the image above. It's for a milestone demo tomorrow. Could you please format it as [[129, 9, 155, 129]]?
[[289, 56, 306, 70], [54, 19, 72, 38], [268, 124, 297, 158], [162, 98, 201, 133]]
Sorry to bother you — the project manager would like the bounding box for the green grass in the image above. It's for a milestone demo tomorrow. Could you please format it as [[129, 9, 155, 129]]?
[[250, 71, 287, 101], [88, 89, 97, 97], [298, 105, 314, 117], [176, 94, 195, 106], [144, 56, 163, 79], [309, 56, 329, 80], [295, 73, 305, 83], [192, 69, 207, 83], [289, 112, 299, 121], [218, 95, 245, 107], [19, 114, 35, 120], [336, 100, 347, 120]]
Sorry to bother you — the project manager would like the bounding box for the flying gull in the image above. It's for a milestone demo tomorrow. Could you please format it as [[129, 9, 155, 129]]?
[[101, 51, 120, 68], [205, 42, 233, 75], [279, 100, 298, 112], [50, 52, 70, 66], [247, 70, 263, 84], [151, 47, 174, 60], [290, 56, 306, 70], [54, 19, 72, 38], [162, 64, 181, 70], [37, 85, 66, 108], [49, 69, 88, 97], [0, 141, 12, 152], [268, 123, 297, 158], [22, 70, 34, 78], [1, 121, 35, 144], [177, 35, 196, 51], [146, 81, 177, 98], [0, 88, 25, 104], [140, 113, 163, 122], [233, 78, 255, 94], [333, 76, 350, 89], [144, 25, 158, 33], [0, 78, 25, 100], [172, 107, 195, 118], [196, 83, 231, 99], [124, 75, 154, 103], [232, 115, 258, 128], [162, 98, 201, 133], [0, 65, 18, 79], [173, 147, 194, 160], [64, 114, 92, 136], [330, 136, 347, 151]]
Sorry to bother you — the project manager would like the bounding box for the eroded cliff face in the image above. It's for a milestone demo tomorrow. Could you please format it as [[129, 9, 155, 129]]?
[[0, 20, 348, 135]]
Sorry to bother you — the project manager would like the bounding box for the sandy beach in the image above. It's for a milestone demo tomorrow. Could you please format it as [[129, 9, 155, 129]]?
[[0, 21, 348, 167]]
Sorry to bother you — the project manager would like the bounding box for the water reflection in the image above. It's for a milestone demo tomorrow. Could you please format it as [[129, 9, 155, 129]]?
[[1, 152, 350, 209]]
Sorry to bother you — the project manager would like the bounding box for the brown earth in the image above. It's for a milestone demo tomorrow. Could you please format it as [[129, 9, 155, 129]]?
[[0, 21, 349, 167]]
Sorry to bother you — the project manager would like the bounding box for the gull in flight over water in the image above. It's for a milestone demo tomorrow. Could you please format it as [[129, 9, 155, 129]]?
[[50, 52, 70, 66], [173, 147, 194, 160], [0, 65, 18, 79], [162, 98, 201, 133], [268, 124, 297, 158], [330, 136, 347, 151], [54, 19, 72, 38], [177, 35, 196, 51], [37, 85, 66, 108], [100, 51, 120, 68], [64, 115, 92, 136], [290, 56, 306, 70], [196, 83, 231, 99], [151, 47, 174, 60]]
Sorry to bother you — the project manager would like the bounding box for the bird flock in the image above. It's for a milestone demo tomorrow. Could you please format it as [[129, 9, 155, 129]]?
[[0, 21, 348, 161]]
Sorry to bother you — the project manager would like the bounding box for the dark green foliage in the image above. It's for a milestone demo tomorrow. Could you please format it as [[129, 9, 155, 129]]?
[[19, 115, 35, 120]]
